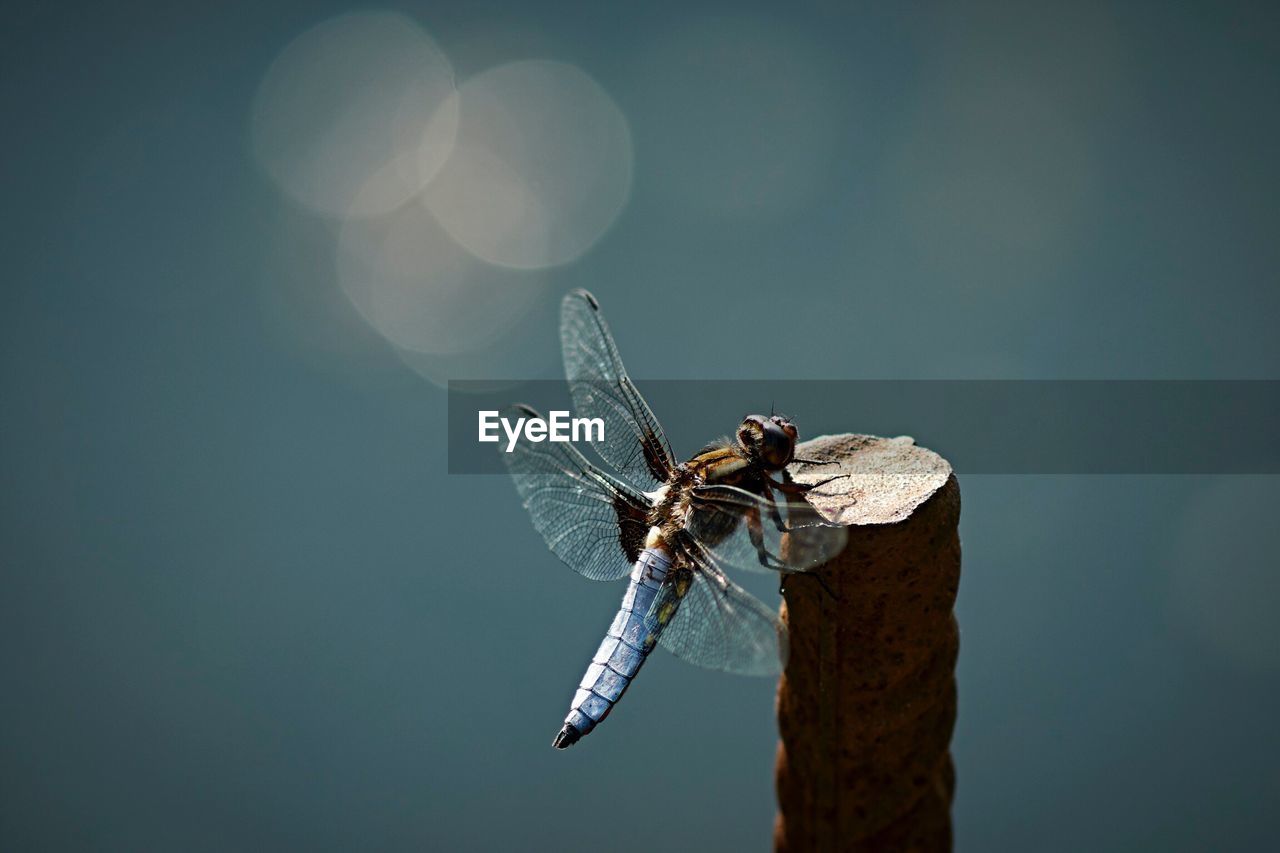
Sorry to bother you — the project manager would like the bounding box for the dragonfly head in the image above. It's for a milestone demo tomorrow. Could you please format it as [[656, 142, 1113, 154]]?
[[737, 414, 798, 471]]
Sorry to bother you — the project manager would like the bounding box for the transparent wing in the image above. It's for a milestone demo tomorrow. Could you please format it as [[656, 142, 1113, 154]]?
[[560, 289, 676, 489], [502, 404, 651, 581], [686, 484, 847, 574], [655, 553, 786, 676]]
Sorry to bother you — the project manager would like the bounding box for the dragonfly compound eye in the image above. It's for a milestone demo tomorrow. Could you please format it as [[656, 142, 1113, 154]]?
[[770, 415, 798, 442], [759, 421, 794, 469]]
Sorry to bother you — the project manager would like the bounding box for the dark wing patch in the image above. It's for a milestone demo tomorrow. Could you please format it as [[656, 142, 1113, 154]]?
[[502, 404, 652, 581], [611, 490, 648, 564]]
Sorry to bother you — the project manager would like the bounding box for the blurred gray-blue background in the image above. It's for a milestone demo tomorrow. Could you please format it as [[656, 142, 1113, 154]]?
[[3, 1, 1278, 850]]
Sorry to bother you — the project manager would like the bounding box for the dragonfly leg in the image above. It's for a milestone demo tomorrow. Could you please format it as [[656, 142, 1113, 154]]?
[[767, 474, 844, 531], [760, 479, 789, 533], [776, 474, 847, 496], [746, 504, 791, 571], [780, 570, 837, 600], [774, 467, 848, 497]]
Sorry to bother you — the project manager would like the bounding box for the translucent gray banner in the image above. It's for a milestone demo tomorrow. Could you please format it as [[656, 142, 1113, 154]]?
[[448, 380, 1280, 475]]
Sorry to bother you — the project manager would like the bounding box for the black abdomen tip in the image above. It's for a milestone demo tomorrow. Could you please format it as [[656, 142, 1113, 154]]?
[[552, 724, 581, 749]]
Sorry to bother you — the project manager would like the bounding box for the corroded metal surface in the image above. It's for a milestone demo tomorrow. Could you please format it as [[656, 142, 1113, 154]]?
[[775, 435, 960, 853]]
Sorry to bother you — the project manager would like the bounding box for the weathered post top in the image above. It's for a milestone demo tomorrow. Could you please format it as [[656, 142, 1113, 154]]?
[[775, 433, 960, 853]]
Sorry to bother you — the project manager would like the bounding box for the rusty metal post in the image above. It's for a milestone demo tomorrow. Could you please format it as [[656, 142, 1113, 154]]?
[[775, 434, 960, 852]]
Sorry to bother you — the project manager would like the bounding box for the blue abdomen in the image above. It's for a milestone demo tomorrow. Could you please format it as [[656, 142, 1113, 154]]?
[[552, 547, 673, 748]]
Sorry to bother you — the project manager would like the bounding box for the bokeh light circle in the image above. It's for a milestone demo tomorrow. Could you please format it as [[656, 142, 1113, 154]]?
[[250, 11, 458, 219], [335, 194, 544, 358], [421, 60, 633, 269]]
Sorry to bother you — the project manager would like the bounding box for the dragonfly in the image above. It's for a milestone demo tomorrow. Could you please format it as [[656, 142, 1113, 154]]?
[[503, 290, 847, 748]]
